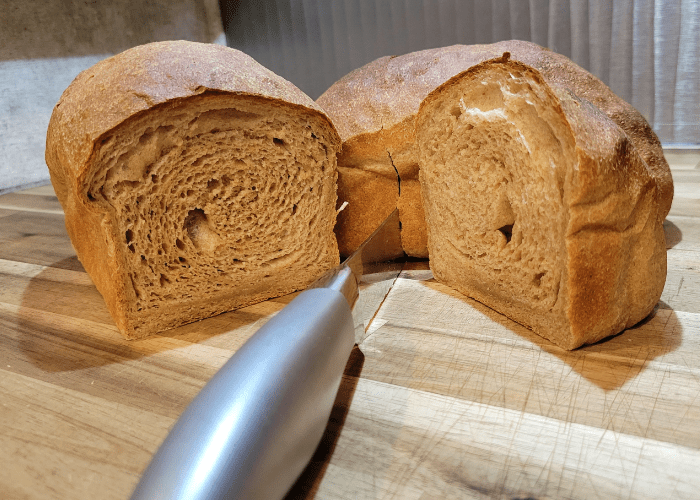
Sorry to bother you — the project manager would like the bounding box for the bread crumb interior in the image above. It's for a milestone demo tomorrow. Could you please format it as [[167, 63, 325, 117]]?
[[85, 94, 336, 330], [420, 66, 575, 312]]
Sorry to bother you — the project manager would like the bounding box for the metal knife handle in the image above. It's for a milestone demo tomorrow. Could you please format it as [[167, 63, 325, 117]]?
[[130, 287, 355, 500]]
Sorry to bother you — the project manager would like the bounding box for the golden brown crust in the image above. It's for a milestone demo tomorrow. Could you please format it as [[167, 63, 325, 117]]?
[[556, 88, 666, 348], [318, 40, 672, 260], [396, 180, 428, 258], [335, 167, 401, 258], [46, 41, 341, 338], [318, 45, 505, 141]]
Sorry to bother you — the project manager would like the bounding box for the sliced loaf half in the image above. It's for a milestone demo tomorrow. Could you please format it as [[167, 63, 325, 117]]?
[[416, 54, 669, 350], [46, 41, 341, 338]]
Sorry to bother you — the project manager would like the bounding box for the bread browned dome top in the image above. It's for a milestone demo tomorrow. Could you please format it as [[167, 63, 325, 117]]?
[[319, 44, 504, 141]]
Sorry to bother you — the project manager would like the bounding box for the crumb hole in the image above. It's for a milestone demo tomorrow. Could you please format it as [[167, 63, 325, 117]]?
[[126, 229, 135, 253], [533, 272, 545, 287], [184, 208, 221, 252], [273, 137, 285, 146], [450, 105, 462, 118], [185, 209, 207, 242], [176, 238, 185, 251], [498, 224, 513, 243]]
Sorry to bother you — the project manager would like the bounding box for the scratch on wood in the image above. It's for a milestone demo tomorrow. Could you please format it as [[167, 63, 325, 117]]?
[[675, 276, 685, 298]]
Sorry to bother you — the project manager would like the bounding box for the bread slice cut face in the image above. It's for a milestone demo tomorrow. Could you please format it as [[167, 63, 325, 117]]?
[[46, 42, 340, 338], [416, 56, 667, 350], [87, 94, 339, 338]]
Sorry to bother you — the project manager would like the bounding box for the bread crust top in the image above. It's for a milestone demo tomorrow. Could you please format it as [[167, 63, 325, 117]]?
[[317, 44, 497, 142], [46, 40, 339, 190], [317, 40, 672, 218]]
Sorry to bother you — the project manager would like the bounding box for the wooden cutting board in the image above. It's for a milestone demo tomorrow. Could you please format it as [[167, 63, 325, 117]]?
[[1, 155, 699, 500]]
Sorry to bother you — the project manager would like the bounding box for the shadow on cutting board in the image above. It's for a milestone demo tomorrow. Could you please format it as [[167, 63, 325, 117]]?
[[664, 219, 682, 249], [541, 301, 682, 391], [13, 255, 299, 419], [284, 347, 365, 500], [15, 255, 286, 374], [420, 277, 682, 392]]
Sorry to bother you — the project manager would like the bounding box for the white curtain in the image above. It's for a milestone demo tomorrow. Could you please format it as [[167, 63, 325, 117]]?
[[222, 0, 700, 144]]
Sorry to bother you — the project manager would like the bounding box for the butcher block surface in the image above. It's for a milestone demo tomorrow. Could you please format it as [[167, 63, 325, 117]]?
[[1, 152, 699, 499]]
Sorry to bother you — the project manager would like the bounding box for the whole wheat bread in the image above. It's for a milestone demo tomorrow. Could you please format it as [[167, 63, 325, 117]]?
[[46, 41, 341, 339], [416, 53, 669, 350], [317, 40, 672, 261]]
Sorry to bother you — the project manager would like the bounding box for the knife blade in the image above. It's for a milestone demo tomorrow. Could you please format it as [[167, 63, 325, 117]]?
[[130, 209, 402, 500]]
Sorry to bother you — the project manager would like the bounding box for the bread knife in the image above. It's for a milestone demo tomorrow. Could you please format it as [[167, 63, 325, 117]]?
[[130, 209, 402, 500]]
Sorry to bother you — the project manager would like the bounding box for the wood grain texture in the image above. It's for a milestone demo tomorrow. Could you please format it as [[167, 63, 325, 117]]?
[[1, 154, 699, 499], [0, 192, 64, 214]]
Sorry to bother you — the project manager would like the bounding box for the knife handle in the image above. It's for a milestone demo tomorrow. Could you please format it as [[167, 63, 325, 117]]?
[[130, 287, 355, 500]]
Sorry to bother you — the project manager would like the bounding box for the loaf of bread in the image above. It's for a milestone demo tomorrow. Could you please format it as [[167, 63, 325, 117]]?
[[317, 40, 672, 260], [416, 52, 670, 350], [46, 41, 341, 339]]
